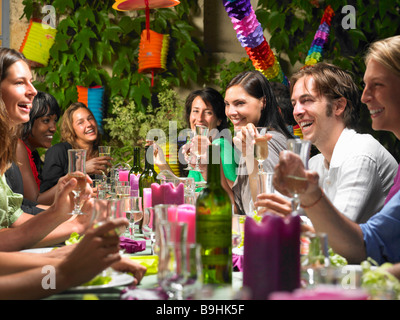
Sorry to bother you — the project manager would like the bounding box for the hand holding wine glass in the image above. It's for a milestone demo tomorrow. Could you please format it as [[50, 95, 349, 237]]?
[[68, 149, 88, 215], [253, 127, 270, 174], [282, 139, 312, 212], [192, 125, 209, 172]]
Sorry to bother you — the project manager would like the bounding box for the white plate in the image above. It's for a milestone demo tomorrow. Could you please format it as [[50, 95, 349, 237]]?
[[69, 272, 134, 292], [20, 247, 54, 254]]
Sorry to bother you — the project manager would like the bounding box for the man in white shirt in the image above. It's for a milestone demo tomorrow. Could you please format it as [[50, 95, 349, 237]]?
[[256, 63, 397, 223]]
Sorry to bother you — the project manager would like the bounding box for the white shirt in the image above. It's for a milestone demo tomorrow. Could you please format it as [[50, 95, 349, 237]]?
[[309, 128, 398, 223]]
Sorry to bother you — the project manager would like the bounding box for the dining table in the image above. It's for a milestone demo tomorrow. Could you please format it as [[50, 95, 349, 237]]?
[[36, 233, 244, 301]]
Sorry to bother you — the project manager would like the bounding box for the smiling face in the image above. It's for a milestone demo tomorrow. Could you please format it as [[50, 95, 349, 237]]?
[[71, 107, 98, 148], [26, 111, 58, 149], [361, 59, 400, 139], [1, 60, 37, 126], [224, 85, 263, 128], [291, 76, 342, 151], [189, 96, 221, 131]]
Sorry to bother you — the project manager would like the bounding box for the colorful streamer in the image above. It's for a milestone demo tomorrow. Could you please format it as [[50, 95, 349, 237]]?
[[304, 5, 335, 67], [222, 0, 288, 85]]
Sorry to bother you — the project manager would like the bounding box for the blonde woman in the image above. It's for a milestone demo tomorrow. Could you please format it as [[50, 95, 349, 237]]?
[[40, 102, 112, 192]]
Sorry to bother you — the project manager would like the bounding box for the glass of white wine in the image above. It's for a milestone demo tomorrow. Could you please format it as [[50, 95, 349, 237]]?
[[253, 127, 269, 174], [286, 139, 312, 212], [68, 149, 87, 215], [123, 196, 143, 239], [192, 125, 209, 172]]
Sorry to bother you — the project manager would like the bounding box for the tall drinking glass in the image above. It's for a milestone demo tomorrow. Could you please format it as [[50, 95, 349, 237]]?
[[192, 125, 209, 172], [68, 149, 87, 215], [286, 139, 312, 212], [253, 127, 269, 174], [98, 146, 111, 180]]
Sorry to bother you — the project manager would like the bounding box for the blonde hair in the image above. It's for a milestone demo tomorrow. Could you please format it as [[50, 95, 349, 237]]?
[[365, 35, 400, 78], [60, 102, 100, 158]]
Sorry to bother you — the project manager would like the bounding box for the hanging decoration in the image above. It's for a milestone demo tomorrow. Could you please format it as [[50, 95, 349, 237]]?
[[138, 29, 170, 87], [222, 0, 288, 85], [113, 0, 179, 86], [304, 5, 335, 67], [77, 85, 105, 134], [19, 19, 57, 67]]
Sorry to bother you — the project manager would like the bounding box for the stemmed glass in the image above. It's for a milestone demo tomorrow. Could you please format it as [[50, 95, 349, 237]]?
[[192, 125, 209, 172], [256, 171, 274, 215], [98, 146, 111, 181], [68, 149, 87, 215], [122, 197, 143, 239], [183, 130, 195, 171], [285, 139, 312, 212], [253, 127, 269, 174]]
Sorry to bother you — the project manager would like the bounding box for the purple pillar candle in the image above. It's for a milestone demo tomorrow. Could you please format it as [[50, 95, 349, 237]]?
[[243, 214, 301, 300], [243, 215, 280, 300]]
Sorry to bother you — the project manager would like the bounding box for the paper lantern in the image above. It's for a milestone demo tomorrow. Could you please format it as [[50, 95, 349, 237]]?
[[77, 85, 105, 134], [222, 0, 288, 85], [304, 6, 335, 67], [19, 19, 57, 67], [112, 0, 180, 11], [138, 29, 170, 86]]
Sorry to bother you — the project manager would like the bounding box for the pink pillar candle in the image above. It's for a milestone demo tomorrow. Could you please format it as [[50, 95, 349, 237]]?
[[130, 173, 140, 197], [176, 204, 196, 244], [151, 183, 185, 206], [143, 188, 153, 228], [243, 214, 301, 300], [119, 170, 129, 181]]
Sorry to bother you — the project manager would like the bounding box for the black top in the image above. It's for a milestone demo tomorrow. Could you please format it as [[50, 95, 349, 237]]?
[[5, 162, 44, 215], [40, 142, 72, 192]]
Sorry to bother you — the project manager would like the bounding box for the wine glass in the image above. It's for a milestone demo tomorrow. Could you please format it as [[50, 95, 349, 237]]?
[[123, 196, 143, 239], [192, 125, 209, 172], [98, 146, 111, 180], [253, 127, 269, 174], [286, 139, 312, 212], [183, 130, 195, 171], [115, 184, 130, 199], [256, 171, 274, 215], [68, 149, 87, 215]]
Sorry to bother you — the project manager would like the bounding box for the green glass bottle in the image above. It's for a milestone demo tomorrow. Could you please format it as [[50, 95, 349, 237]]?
[[196, 144, 232, 285], [138, 144, 158, 198], [129, 147, 142, 197]]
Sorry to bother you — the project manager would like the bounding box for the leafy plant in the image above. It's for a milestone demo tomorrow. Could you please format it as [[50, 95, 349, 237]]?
[[103, 79, 186, 164], [20, 0, 202, 112]]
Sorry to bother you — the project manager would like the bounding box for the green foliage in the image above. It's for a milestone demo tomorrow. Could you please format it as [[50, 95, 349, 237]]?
[[20, 0, 202, 112], [103, 80, 186, 164], [252, 0, 400, 161]]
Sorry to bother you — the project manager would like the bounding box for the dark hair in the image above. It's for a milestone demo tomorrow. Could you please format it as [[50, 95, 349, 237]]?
[[226, 70, 293, 138], [290, 62, 360, 129], [0, 48, 29, 174], [184, 87, 228, 131], [269, 81, 297, 126], [21, 91, 61, 140]]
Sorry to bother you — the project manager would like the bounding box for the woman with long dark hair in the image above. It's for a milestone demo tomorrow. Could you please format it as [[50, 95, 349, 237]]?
[[225, 70, 293, 215]]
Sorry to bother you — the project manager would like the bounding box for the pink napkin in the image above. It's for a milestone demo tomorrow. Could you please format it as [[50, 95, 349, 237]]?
[[119, 237, 146, 253], [233, 253, 244, 272]]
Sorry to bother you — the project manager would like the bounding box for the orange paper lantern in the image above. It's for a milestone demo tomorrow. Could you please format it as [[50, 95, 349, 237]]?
[[138, 29, 170, 85]]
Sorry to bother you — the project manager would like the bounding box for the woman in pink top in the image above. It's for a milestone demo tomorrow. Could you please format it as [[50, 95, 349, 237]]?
[[16, 91, 61, 205]]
